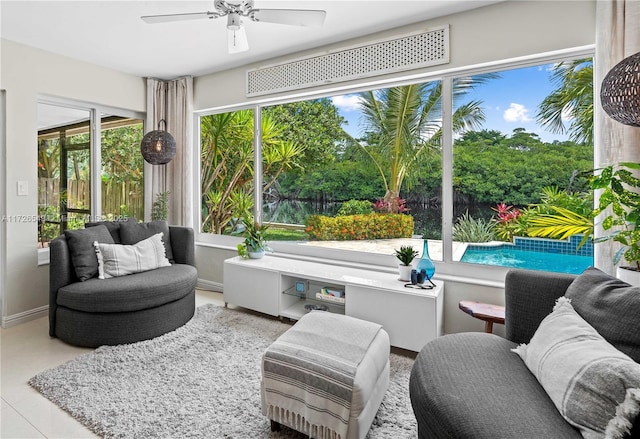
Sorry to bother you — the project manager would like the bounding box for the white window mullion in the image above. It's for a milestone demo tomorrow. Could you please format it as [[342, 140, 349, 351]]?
[[90, 109, 101, 220], [254, 106, 263, 224], [441, 77, 454, 264]]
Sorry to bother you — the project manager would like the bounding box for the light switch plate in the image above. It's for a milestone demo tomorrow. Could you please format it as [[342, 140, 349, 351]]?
[[17, 180, 28, 196]]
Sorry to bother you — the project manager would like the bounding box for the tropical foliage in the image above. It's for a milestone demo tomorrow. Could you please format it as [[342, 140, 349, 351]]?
[[591, 163, 640, 269], [355, 77, 493, 212], [452, 211, 497, 243], [492, 203, 524, 241], [453, 129, 592, 205], [536, 59, 593, 145], [525, 186, 593, 244], [151, 191, 170, 221], [200, 110, 305, 234], [336, 199, 374, 216]]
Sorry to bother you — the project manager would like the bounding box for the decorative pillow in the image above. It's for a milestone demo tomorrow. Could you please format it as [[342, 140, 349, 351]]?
[[93, 232, 171, 279], [85, 218, 137, 244], [512, 297, 640, 439], [64, 225, 115, 281], [565, 266, 640, 364], [119, 220, 174, 263]]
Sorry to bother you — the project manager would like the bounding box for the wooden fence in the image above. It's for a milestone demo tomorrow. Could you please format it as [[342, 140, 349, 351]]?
[[38, 178, 144, 220]]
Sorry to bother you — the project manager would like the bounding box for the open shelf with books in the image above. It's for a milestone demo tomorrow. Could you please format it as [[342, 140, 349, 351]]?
[[281, 278, 345, 319]]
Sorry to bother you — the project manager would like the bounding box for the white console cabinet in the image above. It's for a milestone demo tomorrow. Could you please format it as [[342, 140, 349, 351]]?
[[223, 256, 444, 351]]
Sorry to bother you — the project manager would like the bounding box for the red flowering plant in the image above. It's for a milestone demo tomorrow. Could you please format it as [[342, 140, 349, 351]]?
[[373, 196, 409, 214], [492, 202, 526, 241]]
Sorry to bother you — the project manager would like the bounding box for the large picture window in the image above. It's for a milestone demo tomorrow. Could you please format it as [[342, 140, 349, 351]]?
[[451, 60, 594, 273], [197, 52, 594, 275]]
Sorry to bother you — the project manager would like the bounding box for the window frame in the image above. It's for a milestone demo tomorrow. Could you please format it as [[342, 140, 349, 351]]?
[[194, 46, 595, 283], [37, 96, 145, 264]]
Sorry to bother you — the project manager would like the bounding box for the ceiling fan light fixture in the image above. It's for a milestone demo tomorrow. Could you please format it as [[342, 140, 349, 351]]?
[[141, 1, 326, 55], [227, 24, 248, 54], [227, 12, 242, 31]]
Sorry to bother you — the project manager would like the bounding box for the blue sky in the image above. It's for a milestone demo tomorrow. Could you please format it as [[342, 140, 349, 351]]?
[[331, 63, 571, 143]]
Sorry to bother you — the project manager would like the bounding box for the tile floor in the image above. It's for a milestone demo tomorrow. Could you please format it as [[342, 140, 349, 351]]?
[[1, 289, 225, 439]]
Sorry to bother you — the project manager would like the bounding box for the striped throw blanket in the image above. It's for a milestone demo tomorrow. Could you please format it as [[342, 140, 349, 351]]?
[[262, 312, 382, 439]]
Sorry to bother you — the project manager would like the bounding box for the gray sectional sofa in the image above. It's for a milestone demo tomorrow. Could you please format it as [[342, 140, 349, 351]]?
[[410, 268, 640, 438], [49, 220, 197, 348]]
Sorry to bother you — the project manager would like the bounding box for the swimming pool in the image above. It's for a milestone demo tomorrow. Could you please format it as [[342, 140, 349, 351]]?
[[460, 235, 594, 274], [460, 245, 593, 274]]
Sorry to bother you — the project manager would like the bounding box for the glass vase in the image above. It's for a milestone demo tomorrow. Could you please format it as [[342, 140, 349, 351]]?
[[416, 239, 436, 282]]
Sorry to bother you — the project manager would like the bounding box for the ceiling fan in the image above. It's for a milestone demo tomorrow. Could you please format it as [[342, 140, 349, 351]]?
[[141, 0, 326, 54]]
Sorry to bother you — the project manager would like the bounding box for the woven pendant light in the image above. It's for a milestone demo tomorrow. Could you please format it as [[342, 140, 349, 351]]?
[[140, 119, 176, 165], [600, 51, 640, 127]]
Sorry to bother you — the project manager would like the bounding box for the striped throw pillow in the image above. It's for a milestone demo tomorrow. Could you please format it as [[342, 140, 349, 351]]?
[[512, 297, 640, 439], [93, 232, 171, 279]]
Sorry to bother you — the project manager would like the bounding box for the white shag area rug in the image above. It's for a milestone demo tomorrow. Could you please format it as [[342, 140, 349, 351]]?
[[30, 305, 417, 438]]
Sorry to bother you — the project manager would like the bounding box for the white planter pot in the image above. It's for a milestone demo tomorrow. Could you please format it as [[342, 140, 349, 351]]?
[[398, 265, 412, 282], [616, 266, 640, 286], [248, 249, 265, 259]]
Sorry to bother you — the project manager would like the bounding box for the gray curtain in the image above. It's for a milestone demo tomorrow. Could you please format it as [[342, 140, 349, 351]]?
[[144, 77, 194, 227], [594, 0, 640, 274]]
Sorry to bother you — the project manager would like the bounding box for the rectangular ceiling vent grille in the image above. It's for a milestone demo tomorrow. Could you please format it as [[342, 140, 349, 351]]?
[[246, 25, 449, 97]]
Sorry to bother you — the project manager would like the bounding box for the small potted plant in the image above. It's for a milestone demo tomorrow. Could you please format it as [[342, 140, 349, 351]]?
[[591, 162, 640, 283], [394, 245, 419, 281], [237, 215, 272, 259]]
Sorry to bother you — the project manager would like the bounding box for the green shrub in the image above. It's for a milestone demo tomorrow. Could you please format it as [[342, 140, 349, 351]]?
[[336, 199, 374, 216], [453, 211, 496, 243], [305, 213, 413, 241]]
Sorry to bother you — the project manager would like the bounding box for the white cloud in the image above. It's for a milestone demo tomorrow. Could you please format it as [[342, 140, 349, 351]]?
[[332, 94, 361, 112], [503, 103, 531, 123], [561, 106, 574, 122]]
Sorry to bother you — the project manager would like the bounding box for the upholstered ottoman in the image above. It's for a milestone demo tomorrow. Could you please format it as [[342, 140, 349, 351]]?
[[261, 311, 390, 439]]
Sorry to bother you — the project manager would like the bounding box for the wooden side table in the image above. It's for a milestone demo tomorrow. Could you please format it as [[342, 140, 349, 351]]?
[[458, 300, 505, 333]]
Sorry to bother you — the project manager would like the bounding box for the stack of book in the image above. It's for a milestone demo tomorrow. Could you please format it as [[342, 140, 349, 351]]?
[[315, 287, 346, 304]]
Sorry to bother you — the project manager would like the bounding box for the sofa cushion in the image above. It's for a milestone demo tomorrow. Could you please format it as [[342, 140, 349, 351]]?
[[94, 232, 171, 279], [85, 218, 137, 244], [120, 220, 174, 263], [513, 297, 640, 439], [56, 264, 197, 313], [64, 225, 115, 281], [409, 333, 582, 439], [565, 266, 640, 363]]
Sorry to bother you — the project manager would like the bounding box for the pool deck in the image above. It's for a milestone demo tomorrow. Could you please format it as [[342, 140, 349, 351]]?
[[302, 238, 468, 262]]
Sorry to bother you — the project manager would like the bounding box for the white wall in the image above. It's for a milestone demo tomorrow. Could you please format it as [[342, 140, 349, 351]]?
[[194, 1, 596, 110], [193, 0, 596, 335], [0, 39, 145, 326]]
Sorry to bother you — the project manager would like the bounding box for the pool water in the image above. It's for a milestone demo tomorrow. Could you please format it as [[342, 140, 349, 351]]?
[[460, 246, 593, 274]]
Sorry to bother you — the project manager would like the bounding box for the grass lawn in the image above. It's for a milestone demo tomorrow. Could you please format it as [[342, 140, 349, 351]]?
[[264, 228, 308, 241]]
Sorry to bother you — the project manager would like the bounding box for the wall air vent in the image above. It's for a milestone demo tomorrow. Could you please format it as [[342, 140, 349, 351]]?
[[246, 25, 449, 97]]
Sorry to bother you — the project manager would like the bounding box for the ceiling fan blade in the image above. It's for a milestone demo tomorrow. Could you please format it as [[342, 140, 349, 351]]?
[[141, 12, 217, 24], [227, 25, 249, 54], [251, 9, 326, 27]]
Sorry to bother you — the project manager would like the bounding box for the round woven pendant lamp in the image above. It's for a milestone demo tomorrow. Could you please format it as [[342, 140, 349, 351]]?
[[140, 119, 176, 165], [600, 51, 640, 127]]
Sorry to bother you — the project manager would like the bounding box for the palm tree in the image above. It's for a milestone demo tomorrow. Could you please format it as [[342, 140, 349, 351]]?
[[357, 76, 494, 211], [200, 110, 305, 234], [536, 58, 593, 145]]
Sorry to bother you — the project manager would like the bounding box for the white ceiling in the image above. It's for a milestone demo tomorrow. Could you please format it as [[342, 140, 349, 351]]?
[[1, 0, 502, 79]]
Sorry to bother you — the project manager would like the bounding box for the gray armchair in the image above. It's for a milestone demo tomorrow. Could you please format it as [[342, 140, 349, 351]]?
[[409, 268, 640, 438], [49, 222, 197, 348]]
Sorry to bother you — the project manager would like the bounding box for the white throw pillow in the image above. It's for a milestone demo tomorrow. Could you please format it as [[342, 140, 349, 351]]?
[[93, 232, 171, 279], [512, 297, 640, 439]]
